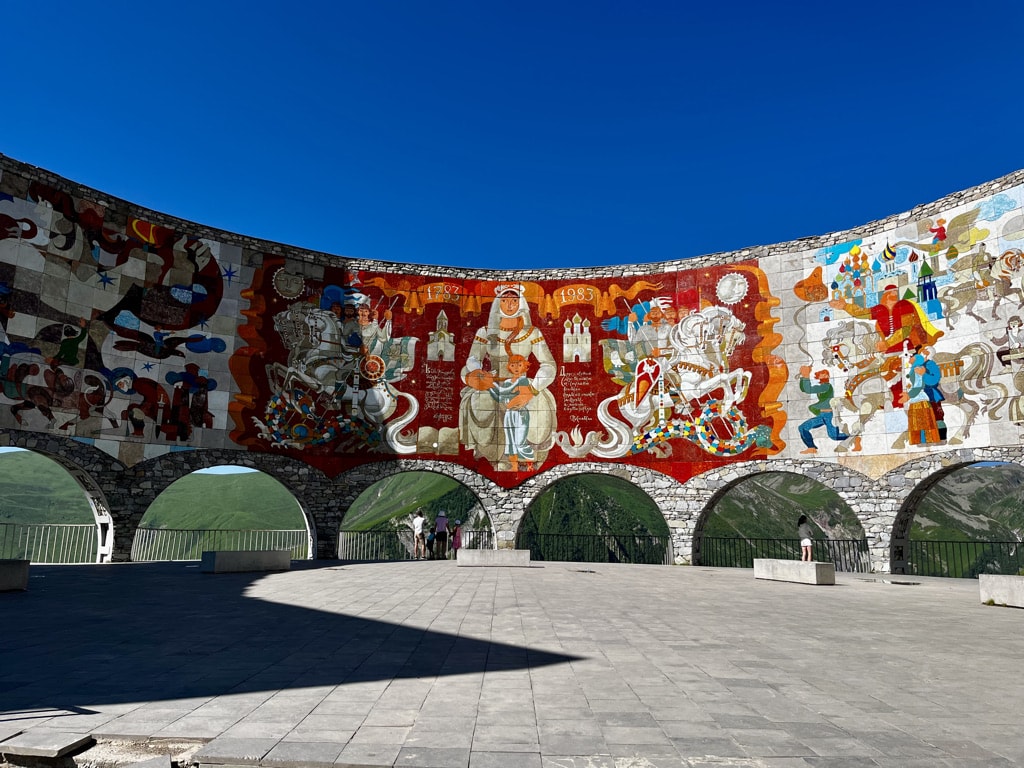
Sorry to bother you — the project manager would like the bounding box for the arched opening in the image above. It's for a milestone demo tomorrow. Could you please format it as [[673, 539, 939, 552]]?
[[516, 473, 672, 564], [892, 461, 1024, 577], [695, 471, 868, 571], [132, 466, 312, 561], [0, 447, 112, 563], [339, 470, 490, 560]]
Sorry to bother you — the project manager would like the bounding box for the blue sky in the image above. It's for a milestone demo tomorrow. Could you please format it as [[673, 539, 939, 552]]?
[[3, 2, 1023, 270]]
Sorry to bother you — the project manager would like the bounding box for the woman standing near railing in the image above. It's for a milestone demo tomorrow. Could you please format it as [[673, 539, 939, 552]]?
[[797, 515, 814, 562]]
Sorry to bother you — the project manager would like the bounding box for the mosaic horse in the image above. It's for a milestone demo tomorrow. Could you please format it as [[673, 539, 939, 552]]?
[[941, 248, 1024, 328], [256, 302, 419, 451], [556, 306, 768, 458], [823, 320, 1008, 446]]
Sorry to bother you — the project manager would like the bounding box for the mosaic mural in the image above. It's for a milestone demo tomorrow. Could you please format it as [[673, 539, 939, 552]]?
[[0, 157, 1022, 488]]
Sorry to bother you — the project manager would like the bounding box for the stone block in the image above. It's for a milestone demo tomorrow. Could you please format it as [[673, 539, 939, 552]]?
[[979, 574, 1024, 608], [200, 550, 291, 574], [753, 558, 835, 585], [457, 549, 531, 567], [0, 559, 30, 591]]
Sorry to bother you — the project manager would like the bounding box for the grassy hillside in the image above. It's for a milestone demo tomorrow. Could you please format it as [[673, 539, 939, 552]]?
[[703, 472, 864, 540], [519, 473, 670, 563], [140, 472, 306, 530], [343, 471, 487, 530], [0, 451, 305, 529], [912, 463, 1024, 541], [0, 451, 94, 524]]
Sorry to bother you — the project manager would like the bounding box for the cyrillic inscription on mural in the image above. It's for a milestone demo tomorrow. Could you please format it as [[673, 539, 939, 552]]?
[[424, 365, 456, 420], [561, 370, 595, 422]]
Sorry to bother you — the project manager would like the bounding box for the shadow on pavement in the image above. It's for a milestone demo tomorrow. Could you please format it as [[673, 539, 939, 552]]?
[[0, 562, 580, 719]]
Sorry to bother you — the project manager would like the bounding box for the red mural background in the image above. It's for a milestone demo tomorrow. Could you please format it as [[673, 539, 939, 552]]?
[[229, 258, 785, 488]]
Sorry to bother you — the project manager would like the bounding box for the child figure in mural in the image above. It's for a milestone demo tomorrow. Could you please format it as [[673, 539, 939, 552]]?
[[797, 365, 850, 454], [487, 353, 535, 472], [460, 284, 557, 471]]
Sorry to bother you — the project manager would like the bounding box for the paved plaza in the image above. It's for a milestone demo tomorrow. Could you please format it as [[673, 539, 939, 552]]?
[[1, 559, 1022, 768]]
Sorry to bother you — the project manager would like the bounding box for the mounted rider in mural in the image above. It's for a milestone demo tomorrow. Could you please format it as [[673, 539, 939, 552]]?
[[555, 281, 773, 460], [253, 279, 419, 451]]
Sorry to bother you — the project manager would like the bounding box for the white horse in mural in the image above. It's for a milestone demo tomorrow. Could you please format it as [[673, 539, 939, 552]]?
[[822, 320, 1008, 446], [941, 248, 1024, 328], [555, 306, 753, 458]]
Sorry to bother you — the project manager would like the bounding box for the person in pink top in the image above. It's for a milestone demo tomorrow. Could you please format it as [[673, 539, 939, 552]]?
[[450, 520, 462, 559], [434, 511, 449, 559]]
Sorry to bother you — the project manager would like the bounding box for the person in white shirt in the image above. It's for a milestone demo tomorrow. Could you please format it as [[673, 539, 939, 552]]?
[[412, 510, 426, 560]]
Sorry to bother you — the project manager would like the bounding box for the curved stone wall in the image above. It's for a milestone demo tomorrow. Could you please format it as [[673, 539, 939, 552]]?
[[2, 152, 1023, 566]]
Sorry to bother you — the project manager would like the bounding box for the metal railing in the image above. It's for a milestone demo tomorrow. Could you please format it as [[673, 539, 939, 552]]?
[[905, 539, 1024, 578], [699, 537, 872, 573], [0, 522, 99, 563], [337, 528, 494, 561], [515, 532, 673, 565], [131, 528, 310, 562]]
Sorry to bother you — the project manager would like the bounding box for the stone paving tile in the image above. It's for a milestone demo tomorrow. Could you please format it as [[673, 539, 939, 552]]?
[[670, 736, 747, 759], [219, 722, 293, 740], [469, 750, 542, 768], [261, 740, 344, 767], [334, 741, 402, 766], [605, 748, 688, 767], [0, 729, 92, 758], [395, 745, 471, 767], [193, 737, 278, 764], [348, 725, 413, 745], [540, 756, 615, 768]]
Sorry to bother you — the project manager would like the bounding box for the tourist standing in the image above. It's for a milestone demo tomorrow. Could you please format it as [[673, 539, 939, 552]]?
[[434, 510, 449, 559], [426, 525, 436, 560], [797, 515, 814, 562], [412, 509, 426, 560], [450, 520, 462, 560]]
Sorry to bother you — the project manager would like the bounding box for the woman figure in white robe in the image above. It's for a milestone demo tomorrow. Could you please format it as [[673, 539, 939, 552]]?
[[460, 284, 557, 471]]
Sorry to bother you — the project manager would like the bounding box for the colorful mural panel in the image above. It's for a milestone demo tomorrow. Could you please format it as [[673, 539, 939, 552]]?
[[1, 155, 1022, 489], [227, 263, 782, 485]]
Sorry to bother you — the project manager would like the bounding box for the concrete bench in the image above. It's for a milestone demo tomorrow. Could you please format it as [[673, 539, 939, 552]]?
[[0, 559, 30, 591], [457, 549, 532, 567], [200, 549, 292, 574], [753, 558, 835, 585], [979, 574, 1024, 608]]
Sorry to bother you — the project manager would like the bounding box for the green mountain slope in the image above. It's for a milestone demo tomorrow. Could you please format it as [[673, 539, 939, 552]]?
[[0, 451, 94, 524], [703, 472, 863, 540], [140, 472, 306, 530], [342, 471, 487, 530], [518, 473, 669, 563], [913, 464, 1024, 541]]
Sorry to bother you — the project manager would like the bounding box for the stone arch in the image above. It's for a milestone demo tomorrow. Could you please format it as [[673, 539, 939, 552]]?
[[681, 459, 881, 568], [515, 468, 672, 563], [883, 446, 1024, 573], [1, 429, 125, 561], [690, 465, 868, 567], [334, 460, 502, 551], [501, 462, 686, 559], [123, 450, 331, 560]]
